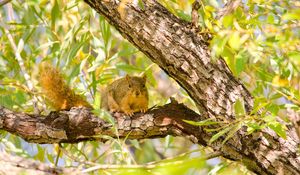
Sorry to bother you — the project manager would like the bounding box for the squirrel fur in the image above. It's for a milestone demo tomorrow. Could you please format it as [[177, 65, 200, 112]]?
[[38, 62, 92, 110], [101, 75, 148, 116]]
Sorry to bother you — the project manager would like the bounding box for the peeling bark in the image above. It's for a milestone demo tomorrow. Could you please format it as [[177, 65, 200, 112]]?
[[0, 103, 202, 144]]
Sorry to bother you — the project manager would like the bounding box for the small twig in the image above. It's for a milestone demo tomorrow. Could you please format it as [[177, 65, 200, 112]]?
[[59, 145, 98, 166], [216, 0, 241, 20], [55, 144, 61, 166], [81, 150, 222, 173], [0, 0, 11, 7], [191, 0, 201, 29], [147, 148, 204, 165], [0, 82, 32, 95]]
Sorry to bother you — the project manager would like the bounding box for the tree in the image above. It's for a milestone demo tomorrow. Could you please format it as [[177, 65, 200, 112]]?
[[0, 0, 299, 175]]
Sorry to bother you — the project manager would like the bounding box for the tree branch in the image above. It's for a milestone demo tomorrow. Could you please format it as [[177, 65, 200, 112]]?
[[0, 102, 205, 144], [216, 0, 241, 19]]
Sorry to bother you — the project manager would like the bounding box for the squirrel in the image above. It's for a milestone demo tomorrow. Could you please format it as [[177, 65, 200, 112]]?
[[39, 62, 148, 116], [101, 75, 148, 116], [38, 62, 92, 110]]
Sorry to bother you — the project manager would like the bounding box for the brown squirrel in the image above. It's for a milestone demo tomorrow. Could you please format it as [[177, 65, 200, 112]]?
[[101, 75, 148, 116], [39, 62, 148, 115]]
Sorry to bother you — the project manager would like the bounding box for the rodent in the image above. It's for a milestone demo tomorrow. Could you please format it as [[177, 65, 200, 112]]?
[[101, 75, 148, 116], [38, 62, 149, 115], [38, 62, 92, 110]]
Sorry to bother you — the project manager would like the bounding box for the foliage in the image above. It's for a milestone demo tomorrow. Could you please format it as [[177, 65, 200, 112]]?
[[0, 0, 299, 174]]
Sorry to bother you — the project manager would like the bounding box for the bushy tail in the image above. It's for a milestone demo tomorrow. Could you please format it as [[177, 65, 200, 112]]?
[[39, 62, 92, 110]]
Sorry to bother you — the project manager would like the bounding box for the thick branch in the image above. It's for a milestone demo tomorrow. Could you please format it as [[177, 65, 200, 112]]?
[[0, 104, 203, 144], [80, 0, 300, 175]]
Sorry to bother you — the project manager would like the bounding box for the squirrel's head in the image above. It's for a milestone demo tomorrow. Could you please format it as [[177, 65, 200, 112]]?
[[125, 75, 148, 98]]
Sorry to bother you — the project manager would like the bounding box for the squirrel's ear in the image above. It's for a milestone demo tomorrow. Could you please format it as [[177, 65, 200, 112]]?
[[142, 74, 147, 83], [125, 74, 131, 81]]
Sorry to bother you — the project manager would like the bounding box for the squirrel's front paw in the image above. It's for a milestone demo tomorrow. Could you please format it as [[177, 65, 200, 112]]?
[[124, 110, 134, 116], [141, 108, 148, 113]]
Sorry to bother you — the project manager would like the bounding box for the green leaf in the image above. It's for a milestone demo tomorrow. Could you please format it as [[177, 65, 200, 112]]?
[[51, 0, 61, 29], [246, 122, 265, 134], [288, 51, 300, 64], [282, 10, 300, 20], [263, 115, 275, 123], [228, 32, 241, 50], [235, 54, 246, 76], [138, 0, 145, 10], [222, 123, 242, 144], [164, 135, 173, 149], [130, 140, 141, 150], [116, 63, 143, 73], [233, 99, 246, 117], [222, 14, 233, 28], [183, 118, 219, 126], [266, 103, 280, 116], [209, 125, 234, 144], [267, 14, 275, 24], [47, 152, 54, 163], [67, 41, 87, 65], [36, 145, 45, 162], [268, 122, 287, 139]]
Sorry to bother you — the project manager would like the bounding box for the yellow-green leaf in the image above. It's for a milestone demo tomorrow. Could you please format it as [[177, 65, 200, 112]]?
[[228, 32, 241, 50]]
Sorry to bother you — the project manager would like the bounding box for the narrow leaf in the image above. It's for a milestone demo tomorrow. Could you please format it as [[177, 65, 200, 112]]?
[[209, 125, 234, 144], [268, 122, 287, 139], [222, 123, 242, 144], [183, 118, 219, 126], [234, 99, 246, 117]]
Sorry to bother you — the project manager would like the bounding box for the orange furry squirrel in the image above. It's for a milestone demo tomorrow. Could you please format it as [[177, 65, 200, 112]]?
[[39, 62, 148, 115]]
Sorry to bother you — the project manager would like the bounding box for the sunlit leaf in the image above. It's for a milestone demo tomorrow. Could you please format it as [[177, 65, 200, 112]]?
[[228, 32, 241, 50], [268, 122, 287, 139], [235, 54, 246, 76], [272, 75, 289, 87], [222, 15, 233, 28], [233, 99, 246, 117], [183, 118, 219, 126], [222, 123, 242, 144], [282, 10, 300, 20], [209, 125, 234, 144]]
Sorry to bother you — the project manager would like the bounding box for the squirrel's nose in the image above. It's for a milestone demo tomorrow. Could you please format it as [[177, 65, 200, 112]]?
[[135, 91, 140, 96]]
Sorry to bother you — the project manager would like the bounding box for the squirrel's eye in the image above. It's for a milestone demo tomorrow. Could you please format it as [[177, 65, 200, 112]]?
[[129, 84, 132, 88]]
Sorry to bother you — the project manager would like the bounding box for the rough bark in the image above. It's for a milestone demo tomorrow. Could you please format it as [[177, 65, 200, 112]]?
[[0, 102, 203, 144], [79, 0, 299, 175]]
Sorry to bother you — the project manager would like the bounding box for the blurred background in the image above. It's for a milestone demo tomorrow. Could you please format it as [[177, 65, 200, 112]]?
[[0, 0, 299, 174]]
